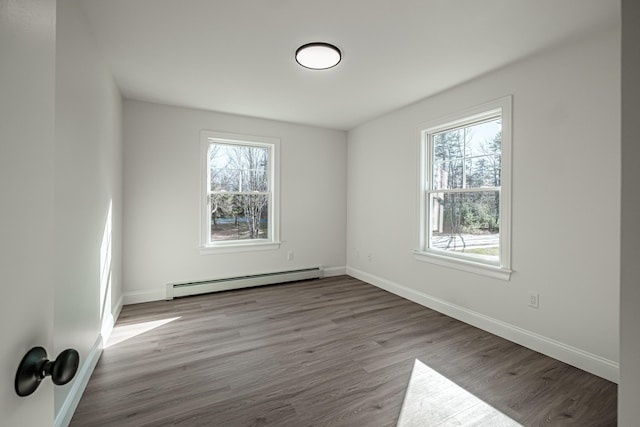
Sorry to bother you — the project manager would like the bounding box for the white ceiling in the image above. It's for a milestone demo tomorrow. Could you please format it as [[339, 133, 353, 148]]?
[[79, 0, 619, 130]]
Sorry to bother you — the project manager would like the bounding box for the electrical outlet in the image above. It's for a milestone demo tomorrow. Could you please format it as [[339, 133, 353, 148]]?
[[367, 253, 372, 261], [287, 251, 294, 261], [528, 292, 539, 309]]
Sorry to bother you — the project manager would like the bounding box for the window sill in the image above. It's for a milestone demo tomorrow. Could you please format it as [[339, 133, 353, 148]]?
[[200, 241, 282, 255], [413, 250, 512, 281]]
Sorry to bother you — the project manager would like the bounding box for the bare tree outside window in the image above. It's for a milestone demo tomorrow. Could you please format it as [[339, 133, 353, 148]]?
[[208, 143, 270, 241]]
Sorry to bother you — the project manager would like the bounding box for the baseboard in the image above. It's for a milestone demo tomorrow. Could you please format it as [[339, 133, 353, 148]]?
[[123, 288, 166, 305], [101, 294, 124, 342], [54, 336, 103, 427], [323, 265, 346, 277], [124, 266, 347, 305], [54, 294, 124, 427], [346, 267, 619, 383], [113, 294, 123, 323]]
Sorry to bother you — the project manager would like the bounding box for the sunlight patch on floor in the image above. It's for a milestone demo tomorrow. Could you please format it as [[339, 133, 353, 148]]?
[[105, 317, 181, 348], [397, 359, 522, 427]]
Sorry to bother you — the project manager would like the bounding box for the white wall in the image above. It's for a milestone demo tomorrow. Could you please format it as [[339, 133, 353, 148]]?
[[347, 25, 620, 381], [0, 0, 56, 425], [123, 100, 347, 303], [54, 0, 123, 424], [619, 0, 640, 423]]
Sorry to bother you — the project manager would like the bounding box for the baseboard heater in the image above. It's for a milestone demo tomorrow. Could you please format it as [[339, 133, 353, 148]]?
[[165, 267, 323, 300]]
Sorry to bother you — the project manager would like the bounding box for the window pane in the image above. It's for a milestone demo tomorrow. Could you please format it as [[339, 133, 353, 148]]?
[[241, 169, 268, 192], [465, 155, 501, 188], [429, 191, 500, 263], [433, 129, 464, 162], [209, 143, 269, 192], [432, 160, 463, 190], [464, 119, 501, 158], [236, 146, 269, 171], [211, 168, 240, 192], [209, 144, 233, 168], [210, 194, 269, 241]]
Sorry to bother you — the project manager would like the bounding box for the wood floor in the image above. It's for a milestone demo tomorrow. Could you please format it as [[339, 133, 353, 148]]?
[[70, 276, 617, 426]]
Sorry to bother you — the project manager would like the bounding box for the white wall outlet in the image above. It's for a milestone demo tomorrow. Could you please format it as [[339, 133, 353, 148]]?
[[287, 251, 294, 261], [367, 253, 372, 261], [528, 292, 539, 308]]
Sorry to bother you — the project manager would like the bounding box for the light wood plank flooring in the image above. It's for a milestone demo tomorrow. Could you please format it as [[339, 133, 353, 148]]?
[[70, 276, 616, 426]]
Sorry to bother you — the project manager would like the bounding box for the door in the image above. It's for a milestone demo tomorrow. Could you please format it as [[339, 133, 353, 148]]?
[[0, 0, 57, 425]]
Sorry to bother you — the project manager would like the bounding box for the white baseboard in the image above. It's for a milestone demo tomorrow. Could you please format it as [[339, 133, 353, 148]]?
[[54, 336, 103, 427], [323, 265, 346, 277], [101, 294, 123, 343], [123, 288, 166, 305], [124, 266, 347, 305], [347, 267, 619, 383], [113, 294, 123, 322], [55, 295, 124, 427]]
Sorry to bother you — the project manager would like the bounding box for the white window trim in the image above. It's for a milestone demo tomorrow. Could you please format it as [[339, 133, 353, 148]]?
[[199, 130, 281, 254], [415, 96, 512, 280]]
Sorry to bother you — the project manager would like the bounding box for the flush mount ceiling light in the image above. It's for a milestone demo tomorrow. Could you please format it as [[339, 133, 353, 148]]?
[[295, 42, 341, 70]]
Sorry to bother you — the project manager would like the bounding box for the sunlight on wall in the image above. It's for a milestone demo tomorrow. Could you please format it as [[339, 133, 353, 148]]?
[[100, 200, 113, 339], [105, 317, 181, 348], [397, 359, 522, 426]]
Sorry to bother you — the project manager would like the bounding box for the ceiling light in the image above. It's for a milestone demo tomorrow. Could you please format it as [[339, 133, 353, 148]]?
[[295, 42, 341, 70]]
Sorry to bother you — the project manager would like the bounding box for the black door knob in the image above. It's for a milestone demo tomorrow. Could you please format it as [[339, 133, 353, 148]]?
[[15, 347, 80, 397]]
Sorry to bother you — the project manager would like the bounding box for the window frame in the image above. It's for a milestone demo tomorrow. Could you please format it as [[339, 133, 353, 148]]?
[[415, 96, 512, 280], [200, 130, 281, 254]]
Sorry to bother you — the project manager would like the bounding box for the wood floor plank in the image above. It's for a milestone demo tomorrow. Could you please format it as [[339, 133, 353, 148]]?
[[70, 276, 616, 426]]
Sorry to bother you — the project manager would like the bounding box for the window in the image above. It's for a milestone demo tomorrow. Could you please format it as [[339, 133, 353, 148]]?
[[416, 97, 512, 280], [201, 131, 280, 253]]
